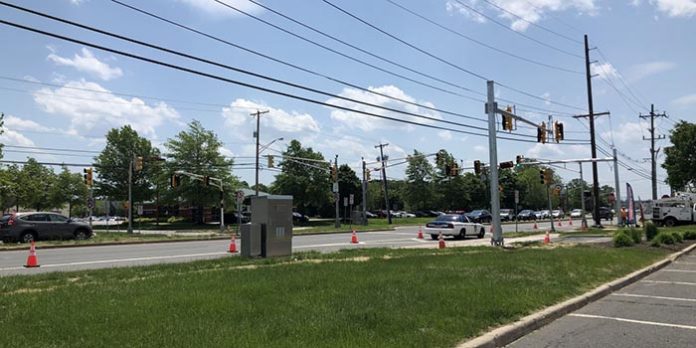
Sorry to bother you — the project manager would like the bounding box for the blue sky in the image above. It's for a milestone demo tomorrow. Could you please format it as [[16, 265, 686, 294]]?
[[1, 0, 695, 200]]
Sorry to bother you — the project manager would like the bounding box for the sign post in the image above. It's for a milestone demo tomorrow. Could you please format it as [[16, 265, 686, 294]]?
[[514, 190, 519, 234], [236, 190, 245, 235]]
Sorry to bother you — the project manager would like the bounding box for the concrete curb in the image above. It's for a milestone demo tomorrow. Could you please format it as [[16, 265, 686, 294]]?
[[458, 242, 696, 348]]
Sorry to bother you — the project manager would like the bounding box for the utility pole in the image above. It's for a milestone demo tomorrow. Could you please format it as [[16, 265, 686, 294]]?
[[127, 157, 133, 234], [613, 147, 621, 225], [251, 109, 269, 196], [582, 34, 601, 228], [579, 163, 588, 229], [640, 104, 666, 200], [486, 81, 503, 246], [375, 143, 392, 224], [334, 154, 340, 228], [361, 158, 368, 226]]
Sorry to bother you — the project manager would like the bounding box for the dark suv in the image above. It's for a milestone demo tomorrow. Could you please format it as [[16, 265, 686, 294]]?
[[0, 212, 93, 243]]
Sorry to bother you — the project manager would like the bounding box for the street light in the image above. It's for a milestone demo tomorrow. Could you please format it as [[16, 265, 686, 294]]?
[[255, 137, 284, 196]]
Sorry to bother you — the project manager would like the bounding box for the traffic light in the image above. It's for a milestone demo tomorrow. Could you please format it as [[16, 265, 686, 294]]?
[[499, 161, 514, 169], [544, 168, 553, 185], [450, 163, 459, 176], [539, 169, 545, 184], [365, 168, 371, 181], [267, 155, 274, 168], [516, 155, 524, 164], [134, 156, 144, 172], [331, 164, 337, 181], [170, 174, 180, 188], [445, 164, 451, 176], [474, 160, 481, 175], [554, 122, 564, 143], [204, 176, 210, 186], [501, 106, 514, 131], [83, 168, 93, 186], [537, 122, 547, 144], [554, 186, 562, 195]]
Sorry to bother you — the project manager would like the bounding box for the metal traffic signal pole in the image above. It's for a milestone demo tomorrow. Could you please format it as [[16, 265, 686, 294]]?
[[486, 81, 503, 246], [128, 157, 133, 234]]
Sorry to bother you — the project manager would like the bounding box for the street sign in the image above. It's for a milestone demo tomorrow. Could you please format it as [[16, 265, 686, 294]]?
[[332, 182, 339, 193], [343, 197, 348, 207], [235, 190, 245, 203], [87, 198, 94, 209], [514, 190, 519, 204], [137, 205, 143, 215], [349, 194, 354, 205]]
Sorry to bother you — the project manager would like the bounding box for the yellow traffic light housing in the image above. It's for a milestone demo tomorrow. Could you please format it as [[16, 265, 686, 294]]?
[[544, 168, 553, 185], [267, 155, 274, 168], [331, 164, 337, 181], [365, 168, 371, 181], [134, 156, 144, 172], [474, 160, 481, 176], [538, 122, 547, 144], [170, 174, 180, 188], [554, 122, 564, 143], [83, 168, 93, 186]]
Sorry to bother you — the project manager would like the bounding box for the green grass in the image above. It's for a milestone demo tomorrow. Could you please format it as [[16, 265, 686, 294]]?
[[0, 245, 668, 347]]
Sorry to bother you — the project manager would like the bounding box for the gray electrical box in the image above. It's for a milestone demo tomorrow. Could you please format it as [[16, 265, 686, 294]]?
[[240, 223, 261, 258], [251, 195, 293, 257]]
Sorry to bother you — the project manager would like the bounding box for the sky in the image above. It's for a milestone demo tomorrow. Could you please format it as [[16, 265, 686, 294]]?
[[1, 0, 695, 201]]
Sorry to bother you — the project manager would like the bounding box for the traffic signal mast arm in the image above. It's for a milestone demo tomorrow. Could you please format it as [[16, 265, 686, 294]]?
[[173, 170, 224, 191], [514, 157, 614, 166]]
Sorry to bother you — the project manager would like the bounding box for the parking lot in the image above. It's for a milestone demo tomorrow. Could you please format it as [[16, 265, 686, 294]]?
[[509, 248, 696, 347]]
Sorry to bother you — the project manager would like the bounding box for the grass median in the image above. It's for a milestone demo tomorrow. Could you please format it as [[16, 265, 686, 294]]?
[[0, 244, 669, 347]]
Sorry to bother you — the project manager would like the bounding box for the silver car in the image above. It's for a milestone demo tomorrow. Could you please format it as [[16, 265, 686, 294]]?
[[0, 212, 93, 243]]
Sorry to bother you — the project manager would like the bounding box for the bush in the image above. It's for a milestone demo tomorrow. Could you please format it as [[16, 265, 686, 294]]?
[[628, 228, 642, 244], [684, 231, 696, 240], [644, 222, 659, 241], [671, 231, 684, 243], [651, 232, 675, 247], [167, 216, 186, 224], [613, 231, 634, 248]]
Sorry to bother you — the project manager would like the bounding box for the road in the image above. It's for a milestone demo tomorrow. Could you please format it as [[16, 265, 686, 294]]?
[[0, 218, 609, 277], [509, 248, 696, 347]]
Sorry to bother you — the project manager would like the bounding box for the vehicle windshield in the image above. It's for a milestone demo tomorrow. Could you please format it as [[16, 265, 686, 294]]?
[[435, 215, 460, 222], [470, 210, 482, 215]]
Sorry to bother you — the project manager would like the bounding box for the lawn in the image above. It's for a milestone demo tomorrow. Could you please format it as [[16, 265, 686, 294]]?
[[0, 245, 669, 347]]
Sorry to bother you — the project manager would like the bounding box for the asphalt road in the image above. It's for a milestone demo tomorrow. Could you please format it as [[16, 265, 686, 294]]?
[[0, 218, 592, 276], [509, 249, 696, 348]]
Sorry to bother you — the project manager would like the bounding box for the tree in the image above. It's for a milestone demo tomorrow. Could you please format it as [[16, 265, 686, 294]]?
[[516, 165, 547, 210], [663, 121, 696, 191], [49, 166, 89, 217], [337, 164, 361, 208], [95, 125, 160, 203], [165, 120, 236, 223], [17, 158, 56, 211], [271, 140, 331, 216], [403, 150, 434, 210], [566, 178, 589, 210]]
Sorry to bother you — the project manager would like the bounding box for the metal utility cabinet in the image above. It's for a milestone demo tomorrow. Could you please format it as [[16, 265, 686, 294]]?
[[243, 195, 293, 258]]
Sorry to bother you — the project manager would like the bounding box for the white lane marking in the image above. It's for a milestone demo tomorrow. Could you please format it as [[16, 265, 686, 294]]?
[[641, 280, 696, 286], [675, 261, 696, 265], [663, 269, 696, 274], [568, 313, 696, 331], [0, 251, 227, 271], [613, 293, 696, 303], [294, 242, 365, 249]]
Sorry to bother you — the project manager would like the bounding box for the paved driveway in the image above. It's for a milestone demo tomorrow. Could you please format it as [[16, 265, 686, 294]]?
[[509, 249, 696, 347]]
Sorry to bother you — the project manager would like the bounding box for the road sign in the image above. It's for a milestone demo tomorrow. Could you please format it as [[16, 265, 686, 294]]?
[[349, 194, 354, 205], [343, 197, 348, 207], [87, 198, 94, 209], [332, 182, 339, 193], [137, 205, 143, 215], [514, 190, 519, 204], [235, 190, 245, 203]]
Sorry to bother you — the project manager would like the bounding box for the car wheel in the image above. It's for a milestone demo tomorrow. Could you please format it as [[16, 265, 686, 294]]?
[[458, 229, 466, 240], [74, 229, 90, 240], [430, 234, 438, 240], [478, 228, 485, 239], [664, 217, 677, 228], [20, 232, 36, 244]]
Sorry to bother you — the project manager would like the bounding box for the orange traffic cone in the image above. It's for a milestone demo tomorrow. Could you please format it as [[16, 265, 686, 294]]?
[[568, 217, 573, 226], [417, 225, 424, 239], [557, 220, 562, 227], [543, 231, 551, 245], [228, 232, 238, 253], [438, 231, 446, 249], [24, 240, 40, 268], [351, 230, 359, 244], [533, 222, 538, 230]]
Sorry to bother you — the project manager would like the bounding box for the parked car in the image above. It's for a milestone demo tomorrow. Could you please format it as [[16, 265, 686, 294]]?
[[365, 211, 377, 218], [228, 212, 251, 224], [517, 210, 536, 221], [424, 214, 485, 240], [570, 209, 584, 218], [552, 210, 564, 218], [292, 212, 309, 223], [428, 210, 446, 216], [500, 209, 514, 221], [0, 212, 93, 243], [598, 207, 614, 221], [466, 210, 492, 223]]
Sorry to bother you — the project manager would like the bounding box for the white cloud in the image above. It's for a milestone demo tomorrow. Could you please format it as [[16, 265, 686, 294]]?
[[4, 115, 55, 133], [600, 122, 646, 144], [447, 0, 597, 31], [222, 99, 320, 133], [627, 61, 676, 82], [178, 0, 263, 17], [0, 129, 35, 147], [47, 47, 123, 81], [32, 80, 180, 138], [649, 0, 696, 17], [326, 85, 441, 132], [591, 62, 619, 79], [438, 130, 453, 141], [474, 145, 487, 153], [672, 93, 696, 107]]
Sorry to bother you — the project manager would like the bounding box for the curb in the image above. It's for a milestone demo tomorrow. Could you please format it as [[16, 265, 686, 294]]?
[[458, 242, 696, 348]]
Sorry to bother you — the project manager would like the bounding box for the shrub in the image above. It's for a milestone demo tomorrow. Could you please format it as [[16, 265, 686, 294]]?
[[671, 231, 684, 243], [644, 222, 659, 241], [651, 232, 675, 247], [613, 231, 634, 248], [683, 231, 696, 240], [628, 228, 642, 244], [167, 216, 185, 224]]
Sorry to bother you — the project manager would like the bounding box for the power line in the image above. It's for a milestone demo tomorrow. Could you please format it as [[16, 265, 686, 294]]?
[[596, 48, 650, 111], [3, 144, 100, 153], [450, 0, 584, 59], [382, 0, 582, 74]]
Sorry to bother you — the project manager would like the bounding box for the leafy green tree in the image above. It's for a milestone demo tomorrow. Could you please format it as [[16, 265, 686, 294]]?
[[49, 166, 89, 217], [17, 158, 56, 211], [271, 140, 331, 216], [403, 150, 434, 210], [94, 125, 160, 203], [663, 121, 696, 191], [565, 178, 589, 210], [165, 120, 236, 223], [516, 165, 547, 210], [0, 165, 19, 213], [338, 164, 361, 208], [460, 173, 487, 210]]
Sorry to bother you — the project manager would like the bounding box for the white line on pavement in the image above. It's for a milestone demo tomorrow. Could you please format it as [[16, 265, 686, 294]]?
[[675, 261, 696, 265], [641, 280, 696, 286], [0, 251, 227, 271], [663, 269, 696, 274], [613, 293, 696, 303], [568, 313, 696, 331]]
